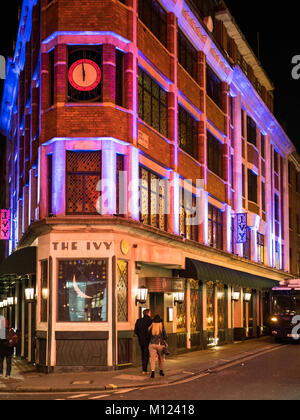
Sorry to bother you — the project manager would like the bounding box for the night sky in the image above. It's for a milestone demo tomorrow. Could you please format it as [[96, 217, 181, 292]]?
[[0, 1, 300, 152]]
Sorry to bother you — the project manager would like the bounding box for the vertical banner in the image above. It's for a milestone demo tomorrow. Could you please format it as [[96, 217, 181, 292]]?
[[0, 209, 11, 240], [235, 213, 247, 244]]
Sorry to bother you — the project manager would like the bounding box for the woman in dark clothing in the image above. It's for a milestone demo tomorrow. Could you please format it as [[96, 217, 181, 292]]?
[[148, 315, 167, 379], [0, 325, 15, 379]]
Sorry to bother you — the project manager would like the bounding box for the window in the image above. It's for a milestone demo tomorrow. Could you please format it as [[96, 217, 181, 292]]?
[[242, 164, 245, 198], [116, 154, 125, 216], [206, 65, 223, 110], [257, 233, 265, 264], [275, 241, 280, 270], [179, 190, 198, 241], [140, 167, 168, 231], [117, 260, 128, 322], [297, 253, 300, 276], [247, 116, 257, 147], [47, 155, 53, 216], [138, 0, 167, 47], [261, 134, 265, 159], [40, 260, 48, 323], [274, 194, 279, 222], [178, 29, 198, 81], [243, 228, 251, 260], [178, 105, 198, 159], [208, 204, 223, 250], [58, 259, 108, 322], [207, 131, 223, 179], [49, 49, 55, 107], [66, 151, 102, 215], [138, 68, 168, 138], [261, 182, 266, 213], [274, 149, 279, 174], [116, 50, 125, 107], [248, 170, 258, 203]]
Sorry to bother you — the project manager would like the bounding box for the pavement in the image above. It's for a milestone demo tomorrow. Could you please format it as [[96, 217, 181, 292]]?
[[0, 336, 283, 393]]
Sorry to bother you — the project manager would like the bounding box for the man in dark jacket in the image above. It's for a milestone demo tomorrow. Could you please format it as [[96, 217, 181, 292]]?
[[0, 322, 15, 379], [134, 309, 152, 375]]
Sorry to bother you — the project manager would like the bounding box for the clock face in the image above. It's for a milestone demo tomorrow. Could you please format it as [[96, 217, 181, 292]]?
[[68, 48, 102, 102], [68, 59, 101, 92]]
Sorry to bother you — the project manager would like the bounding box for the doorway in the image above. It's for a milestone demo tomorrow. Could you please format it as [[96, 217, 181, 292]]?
[[150, 293, 164, 321]]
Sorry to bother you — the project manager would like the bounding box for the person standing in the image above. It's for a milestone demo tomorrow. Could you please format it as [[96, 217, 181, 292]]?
[[0, 321, 17, 379], [134, 309, 152, 375], [148, 315, 168, 379]]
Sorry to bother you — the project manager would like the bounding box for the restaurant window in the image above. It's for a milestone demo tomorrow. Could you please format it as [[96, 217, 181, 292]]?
[[207, 131, 223, 179], [117, 260, 128, 322], [217, 284, 225, 343], [208, 204, 223, 250], [58, 259, 108, 322], [247, 115, 257, 147], [207, 281, 215, 345], [178, 29, 198, 81], [178, 105, 198, 160], [66, 151, 102, 215], [206, 64, 223, 110], [179, 190, 198, 241], [40, 260, 48, 323], [257, 233, 265, 264], [190, 279, 201, 333], [248, 170, 258, 203], [138, 68, 168, 138], [140, 166, 168, 231], [138, 0, 167, 47]]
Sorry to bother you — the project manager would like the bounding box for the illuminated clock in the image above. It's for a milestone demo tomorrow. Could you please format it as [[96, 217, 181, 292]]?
[[68, 59, 101, 92], [68, 48, 102, 102]]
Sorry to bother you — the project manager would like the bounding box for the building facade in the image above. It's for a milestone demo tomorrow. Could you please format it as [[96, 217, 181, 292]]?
[[0, 0, 296, 371]]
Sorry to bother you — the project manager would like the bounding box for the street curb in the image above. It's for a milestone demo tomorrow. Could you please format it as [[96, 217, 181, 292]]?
[[0, 343, 283, 394]]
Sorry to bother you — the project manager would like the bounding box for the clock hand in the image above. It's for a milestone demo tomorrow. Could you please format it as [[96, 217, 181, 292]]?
[[82, 62, 85, 82]]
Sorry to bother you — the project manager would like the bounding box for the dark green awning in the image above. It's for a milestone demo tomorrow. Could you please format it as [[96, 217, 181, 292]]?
[[180, 258, 279, 290], [0, 247, 37, 277]]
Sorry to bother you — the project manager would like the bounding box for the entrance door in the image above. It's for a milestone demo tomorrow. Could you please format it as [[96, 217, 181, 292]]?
[[150, 293, 164, 321]]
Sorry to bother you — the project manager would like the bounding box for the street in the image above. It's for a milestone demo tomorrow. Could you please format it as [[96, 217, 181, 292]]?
[[1, 339, 300, 400]]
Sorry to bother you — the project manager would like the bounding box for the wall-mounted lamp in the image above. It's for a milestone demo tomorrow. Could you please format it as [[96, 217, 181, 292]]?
[[42, 288, 49, 300], [7, 297, 14, 306], [244, 293, 252, 302], [174, 292, 185, 305], [232, 292, 240, 302], [25, 288, 35, 303], [136, 286, 148, 305], [3, 300, 8, 307]]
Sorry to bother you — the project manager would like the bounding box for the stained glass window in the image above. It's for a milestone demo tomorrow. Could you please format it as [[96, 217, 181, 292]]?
[[207, 281, 215, 337], [58, 259, 108, 322], [40, 260, 48, 323], [139, 167, 168, 231], [117, 260, 128, 322]]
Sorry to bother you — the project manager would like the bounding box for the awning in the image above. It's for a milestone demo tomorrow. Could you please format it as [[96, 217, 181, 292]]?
[[0, 247, 37, 277], [179, 258, 279, 290]]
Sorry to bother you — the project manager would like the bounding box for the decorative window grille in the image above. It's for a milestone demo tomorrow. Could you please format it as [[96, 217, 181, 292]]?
[[66, 151, 102, 215]]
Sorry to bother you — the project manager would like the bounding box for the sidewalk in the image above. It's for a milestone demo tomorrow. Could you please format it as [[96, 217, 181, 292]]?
[[0, 336, 280, 393]]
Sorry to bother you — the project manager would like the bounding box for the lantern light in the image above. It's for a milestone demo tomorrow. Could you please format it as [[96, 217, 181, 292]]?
[[244, 293, 252, 302], [136, 286, 148, 305], [232, 292, 240, 301], [42, 288, 49, 300], [25, 288, 35, 302], [174, 292, 185, 305], [7, 297, 14, 306]]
